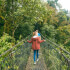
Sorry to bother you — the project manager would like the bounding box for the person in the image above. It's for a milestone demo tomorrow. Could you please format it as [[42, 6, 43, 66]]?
[[27, 31, 45, 64], [36, 30, 41, 40]]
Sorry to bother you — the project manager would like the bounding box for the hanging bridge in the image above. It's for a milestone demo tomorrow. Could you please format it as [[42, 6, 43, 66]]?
[[0, 33, 70, 70]]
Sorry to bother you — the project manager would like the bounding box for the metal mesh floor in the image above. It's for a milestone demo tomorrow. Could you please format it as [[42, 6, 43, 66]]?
[[25, 49, 47, 70]]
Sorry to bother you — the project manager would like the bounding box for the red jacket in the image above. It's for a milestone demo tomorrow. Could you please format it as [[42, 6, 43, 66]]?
[[27, 37, 44, 50]]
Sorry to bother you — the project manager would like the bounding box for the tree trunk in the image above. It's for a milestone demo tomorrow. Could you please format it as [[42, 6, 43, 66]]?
[[12, 24, 19, 38]]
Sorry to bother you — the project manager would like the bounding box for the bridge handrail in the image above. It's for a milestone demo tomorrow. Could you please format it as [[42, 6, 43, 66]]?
[[0, 34, 32, 57], [41, 36, 70, 70], [41, 33, 70, 55]]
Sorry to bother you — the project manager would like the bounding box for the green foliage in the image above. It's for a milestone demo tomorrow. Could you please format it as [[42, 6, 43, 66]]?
[[0, 33, 15, 55], [0, 0, 70, 69], [42, 44, 68, 70], [0, 43, 31, 70], [0, 17, 5, 36], [14, 22, 34, 40], [47, 0, 59, 9], [41, 24, 57, 38]]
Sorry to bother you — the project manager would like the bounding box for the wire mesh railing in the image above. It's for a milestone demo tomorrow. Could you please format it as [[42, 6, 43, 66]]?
[[0, 34, 32, 70], [0, 34, 32, 57], [41, 34, 70, 70], [0, 32, 70, 70]]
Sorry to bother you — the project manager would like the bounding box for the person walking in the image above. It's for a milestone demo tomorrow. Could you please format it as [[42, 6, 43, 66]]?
[[27, 31, 45, 64], [36, 30, 41, 40]]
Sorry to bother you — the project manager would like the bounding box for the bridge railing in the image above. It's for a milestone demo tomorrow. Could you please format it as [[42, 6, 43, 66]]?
[[0, 34, 32, 70], [41, 34, 70, 70]]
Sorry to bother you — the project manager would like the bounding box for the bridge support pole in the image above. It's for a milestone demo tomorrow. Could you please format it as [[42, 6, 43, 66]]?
[[0, 63, 1, 70], [60, 48, 62, 70], [67, 60, 70, 70], [48, 44, 50, 58]]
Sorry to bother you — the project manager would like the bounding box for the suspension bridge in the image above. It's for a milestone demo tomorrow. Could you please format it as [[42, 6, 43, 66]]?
[[0, 33, 70, 70]]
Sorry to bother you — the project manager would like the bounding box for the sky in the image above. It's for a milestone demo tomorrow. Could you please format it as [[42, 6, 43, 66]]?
[[43, 0, 70, 11], [58, 0, 70, 11]]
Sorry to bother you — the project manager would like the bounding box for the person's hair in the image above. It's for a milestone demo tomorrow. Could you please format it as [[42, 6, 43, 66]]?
[[33, 32, 35, 36], [36, 30, 38, 32]]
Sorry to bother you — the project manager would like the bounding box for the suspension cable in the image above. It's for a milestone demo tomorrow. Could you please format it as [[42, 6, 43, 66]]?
[[41, 34, 70, 61], [0, 34, 32, 57], [40, 32, 70, 55]]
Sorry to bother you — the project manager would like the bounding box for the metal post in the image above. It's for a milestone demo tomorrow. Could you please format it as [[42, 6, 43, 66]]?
[[48, 44, 50, 60], [60, 48, 62, 70], [0, 62, 1, 70], [67, 60, 70, 70]]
